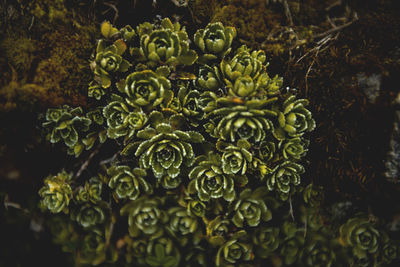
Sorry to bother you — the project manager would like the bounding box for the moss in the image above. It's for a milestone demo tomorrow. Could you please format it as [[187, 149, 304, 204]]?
[[0, 0, 97, 111], [0, 35, 37, 74], [211, 0, 282, 49], [27, 0, 68, 23]]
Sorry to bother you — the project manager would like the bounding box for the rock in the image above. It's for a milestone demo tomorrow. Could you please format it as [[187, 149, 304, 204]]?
[[385, 110, 400, 183], [357, 73, 382, 104]]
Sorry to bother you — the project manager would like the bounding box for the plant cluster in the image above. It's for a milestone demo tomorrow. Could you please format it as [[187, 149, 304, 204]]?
[[39, 18, 399, 266]]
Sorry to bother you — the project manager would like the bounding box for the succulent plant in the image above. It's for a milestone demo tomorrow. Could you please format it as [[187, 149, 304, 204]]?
[[273, 95, 316, 140], [258, 140, 276, 161], [175, 85, 203, 125], [194, 22, 236, 61], [215, 232, 253, 266], [129, 112, 203, 179], [134, 18, 197, 68], [107, 165, 151, 200], [231, 187, 272, 227], [80, 229, 106, 265], [280, 137, 308, 160], [167, 206, 199, 241], [220, 45, 266, 83], [280, 231, 305, 265], [221, 139, 253, 175], [188, 153, 237, 202], [300, 234, 336, 267], [252, 226, 280, 258], [88, 81, 106, 100], [92, 39, 130, 88], [75, 177, 103, 204], [339, 217, 380, 259], [266, 161, 304, 200], [144, 237, 181, 267], [195, 65, 222, 91], [39, 170, 73, 213], [103, 94, 148, 139], [380, 236, 400, 264], [205, 98, 277, 143], [120, 25, 136, 43], [72, 203, 106, 228], [42, 106, 91, 148], [302, 183, 324, 207], [38, 19, 320, 267], [206, 216, 231, 246], [119, 70, 173, 109], [121, 196, 168, 238]]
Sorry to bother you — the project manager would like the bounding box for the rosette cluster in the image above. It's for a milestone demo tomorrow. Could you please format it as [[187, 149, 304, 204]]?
[[45, 18, 400, 267]]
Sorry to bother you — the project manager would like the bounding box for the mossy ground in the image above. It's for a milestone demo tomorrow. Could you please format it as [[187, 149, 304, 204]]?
[[1, 0, 400, 265]]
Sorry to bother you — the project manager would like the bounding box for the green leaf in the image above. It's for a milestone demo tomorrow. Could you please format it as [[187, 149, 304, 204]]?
[[178, 50, 198, 65], [188, 131, 204, 143], [156, 66, 171, 77], [114, 39, 127, 55], [121, 142, 137, 156], [101, 21, 119, 38], [137, 128, 157, 139]]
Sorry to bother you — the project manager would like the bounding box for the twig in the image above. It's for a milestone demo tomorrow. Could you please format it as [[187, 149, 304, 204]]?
[[3, 195, 29, 214], [283, 0, 293, 26], [105, 220, 115, 247], [103, 2, 119, 24], [314, 18, 357, 39], [289, 194, 295, 221], [28, 16, 34, 31], [75, 143, 102, 179], [99, 150, 120, 166], [303, 215, 307, 238]]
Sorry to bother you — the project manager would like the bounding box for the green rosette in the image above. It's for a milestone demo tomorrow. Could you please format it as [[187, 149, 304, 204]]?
[[220, 45, 266, 82], [280, 231, 305, 265], [206, 216, 230, 246], [167, 206, 199, 242], [339, 217, 380, 259], [188, 153, 237, 202], [221, 140, 253, 175], [42, 105, 91, 148], [215, 232, 252, 267], [86, 108, 104, 126], [75, 177, 103, 204], [266, 161, 304, 200], [107, 165, 151, 200], [195, 65, 223, 91], [132, 112, 204, 179], [380, 237, 400, 264], [273, 95, 315, 140], [73, 203, 106, 228], [187, 200, 206, 217], [136, 18, 197, 67], [231, 187, 272, 228], [252, 226, 280, 258], [120, 70, 173, 109], [93, 39, 130, 88], [144, 237, 181, 267], [280, 137, 308, 160], [205, 98, 277, 143], [120, 196, 168, 238], [103, 94, 148, 139], [300, 234, 336, 267], [194, 22, 236, 61], [88, 81, 106, 100], [79, 229, 106, 266], [258, 140, 276, 162], [39, 170, 73, 213], [176, 85, 203, 125]]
